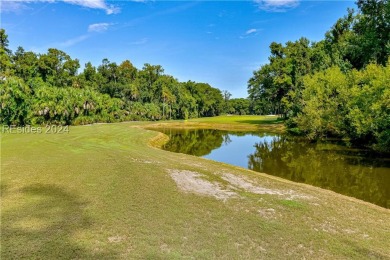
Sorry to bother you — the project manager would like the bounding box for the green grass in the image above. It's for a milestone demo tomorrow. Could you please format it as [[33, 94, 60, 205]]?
[[278, 199, 306, 209], [190, 115, 283, 124], [147, 115, 286, 132], [1, 121, 390, 259]]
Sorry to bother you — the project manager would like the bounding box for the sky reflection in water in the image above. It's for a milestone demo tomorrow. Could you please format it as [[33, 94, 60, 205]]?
[[158, 128, 390, 208]]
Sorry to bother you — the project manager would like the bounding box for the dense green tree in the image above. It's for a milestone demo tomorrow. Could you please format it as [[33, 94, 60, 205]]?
[[97, 58, 118, 83], [185, 82, 223, 117], [248, 64, 275, 115], [221, 90, 232, 113], [347, 62, 390, 151], [294, 66, 351, 138], [248, 38, 313, 117], [295, 62, 390, 152], [118, 60, 137, 84], [228, 98, 250, 115], [13, 47, 39, 82], [310, 40, 332, 73], [175, 83, 197, 119], [152, 75, 177, 118], [137, 63, 164, 103], [0, 77, 31, 125], [1, 28, 227, 126], [248, 2, 390, 152], [0, 29, 10, 51], [82, 62, 97, 83], [0, 29, 13, 77], [355, 0, 390, 66], [324, 9, 356, 70], [38, 48, 80, 87]]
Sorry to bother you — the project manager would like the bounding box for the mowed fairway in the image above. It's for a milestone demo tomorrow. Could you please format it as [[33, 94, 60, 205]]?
[[146, 115, 285, 132], [1, 121, 390, 259]]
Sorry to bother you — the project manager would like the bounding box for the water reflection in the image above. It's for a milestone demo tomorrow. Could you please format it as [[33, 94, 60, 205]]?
[[158, 128, 390, 208], [158, 128, 230, 156], [249, 136, 390, 208]]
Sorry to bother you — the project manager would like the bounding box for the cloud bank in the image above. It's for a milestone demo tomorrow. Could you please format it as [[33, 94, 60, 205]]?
[[254, 0, 300, 12], [88, 22, 112, 32], [246, 28, 257, 35], [1, 0, 120, 14]]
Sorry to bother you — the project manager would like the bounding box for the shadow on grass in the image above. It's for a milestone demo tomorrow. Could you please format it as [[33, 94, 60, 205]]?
[[1, 184, 117, 259], [0, 183, 9, 198], [342, 239, 389, 259]]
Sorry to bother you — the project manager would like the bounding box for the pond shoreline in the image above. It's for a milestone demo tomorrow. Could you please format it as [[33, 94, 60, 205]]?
[[2, 121, 390, 258], [145, 118, 390, 209]]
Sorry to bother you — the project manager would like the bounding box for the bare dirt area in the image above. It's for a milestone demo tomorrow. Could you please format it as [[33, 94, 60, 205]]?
[[221, 172, 284, 195], [169, 170, 238, 200], [168, 170, 314, 202]]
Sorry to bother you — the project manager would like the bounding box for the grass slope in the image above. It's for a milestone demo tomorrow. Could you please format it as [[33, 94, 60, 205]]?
[[1, 119, 389, 259], [146, 115, 285, 132]]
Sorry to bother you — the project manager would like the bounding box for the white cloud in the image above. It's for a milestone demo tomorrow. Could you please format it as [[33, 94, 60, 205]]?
[[254, 0, 299, 12], [240, 28, 260, 39], [1, 1, 26, 13], [88, 22, 111, 32], [63, 0, 119, 14], [1, 0, 120, 14], [59, 34, 89, 47], [246, 28, 257, 35], [44, 22, 110, 48]]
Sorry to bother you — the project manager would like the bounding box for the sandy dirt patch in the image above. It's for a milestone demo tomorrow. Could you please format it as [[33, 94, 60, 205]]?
[[169, 170, 237, 200], [169, 170, 314, 202], [222, 173, 314, 200], [221, 173, 284, 195]]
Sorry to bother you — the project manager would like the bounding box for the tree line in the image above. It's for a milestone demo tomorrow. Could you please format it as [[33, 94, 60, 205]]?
[[248, 0, 390, 152], [1, 29, 254, 126]]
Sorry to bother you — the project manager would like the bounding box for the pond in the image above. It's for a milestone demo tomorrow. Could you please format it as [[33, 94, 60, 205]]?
[[157, 128, 390, 209]]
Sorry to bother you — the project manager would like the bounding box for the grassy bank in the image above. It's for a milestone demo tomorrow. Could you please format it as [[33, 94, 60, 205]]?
[[1, 121, 389, 259], [146, 115, 285, 132]]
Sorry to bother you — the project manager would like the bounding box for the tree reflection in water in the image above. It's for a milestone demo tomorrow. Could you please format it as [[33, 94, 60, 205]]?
[[249, 136, 390, 208], [160, 128, 229, 156], [157, 128, 390, 208]]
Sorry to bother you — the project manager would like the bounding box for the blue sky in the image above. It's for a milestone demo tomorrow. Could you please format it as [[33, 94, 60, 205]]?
[[1, 0, 355, 98]]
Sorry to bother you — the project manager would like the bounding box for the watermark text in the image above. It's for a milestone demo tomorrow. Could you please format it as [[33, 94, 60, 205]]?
[[2, 125, 70, 134]]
